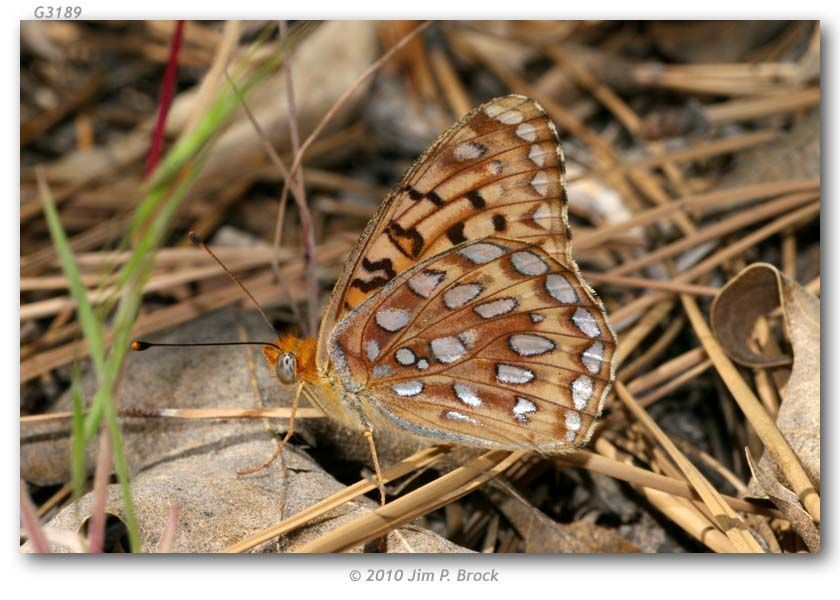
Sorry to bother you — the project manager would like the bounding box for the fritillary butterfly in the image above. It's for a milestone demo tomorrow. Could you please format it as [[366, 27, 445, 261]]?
[[262, 94, 616, 452]]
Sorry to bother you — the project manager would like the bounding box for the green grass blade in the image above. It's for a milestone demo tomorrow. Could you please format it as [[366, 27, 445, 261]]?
[[37, 170, 106, 376]]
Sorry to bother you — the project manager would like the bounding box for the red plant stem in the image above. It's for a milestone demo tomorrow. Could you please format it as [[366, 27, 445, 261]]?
[[145, 20, 185, 179]]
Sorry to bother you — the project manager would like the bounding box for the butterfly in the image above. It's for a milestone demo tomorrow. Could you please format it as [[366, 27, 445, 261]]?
[[260, 94, 616, 458]]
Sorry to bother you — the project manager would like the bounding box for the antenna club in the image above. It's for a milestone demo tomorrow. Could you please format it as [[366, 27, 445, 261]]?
[[131, 340, 151, 351], [187, 231, 203, 246]]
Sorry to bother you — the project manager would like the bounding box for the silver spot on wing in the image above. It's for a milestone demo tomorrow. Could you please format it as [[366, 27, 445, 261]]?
[[530, 171, 549, 197], [546, 274, 578, 304], [509, 334, 555, 356], [408, 269, 445, 298], [444, 282, 483, 309], [496, 364, 535, 384], [372, 365, 392, 378], [395, 347, 416, 366], [571, 375, 594, 410], [572, 307, 601, 338], [513, 397, 537, 424], [459, 242, 506, 264], [498, 110, 524, 125], [453, 383, 482, 407], [445, 410, 477, 425], [529, 144, 546, 167], [375, 307, 411, 332], [511, 250, 548, 276], [391, 381, 424, 397], [364, 339, 380, 362], [474, 297, 518, 319], [431, 336, 467, 363], [516, 122, 537, 142], [454, 141, 486, 161], [581, 341, 605, 374]]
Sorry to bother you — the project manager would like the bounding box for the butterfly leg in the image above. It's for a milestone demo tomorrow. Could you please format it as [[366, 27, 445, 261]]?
[[238, 382, 303, 476], [363, 429, 387, 506]]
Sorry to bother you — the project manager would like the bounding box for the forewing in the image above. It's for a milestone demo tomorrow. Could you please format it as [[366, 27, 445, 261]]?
[[328, 239, 615, 451], [318, 95, 572, 367]]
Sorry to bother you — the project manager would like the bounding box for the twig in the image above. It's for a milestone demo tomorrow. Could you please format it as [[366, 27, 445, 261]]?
[[609, 191, 818, 276], [584, 272, 718, 297], [575, 179, 819, 251], [429, 46, 471, 117]]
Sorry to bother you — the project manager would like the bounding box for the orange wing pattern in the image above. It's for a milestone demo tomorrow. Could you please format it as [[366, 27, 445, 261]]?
[[317, 95, 573, 367], [328, 238, 615, 451]]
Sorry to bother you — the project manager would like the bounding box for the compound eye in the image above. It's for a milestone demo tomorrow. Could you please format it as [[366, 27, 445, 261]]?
[[276, 352, 297, 385]]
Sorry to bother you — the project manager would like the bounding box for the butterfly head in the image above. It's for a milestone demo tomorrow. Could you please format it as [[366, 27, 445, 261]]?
[[262, 335, 318, 386]]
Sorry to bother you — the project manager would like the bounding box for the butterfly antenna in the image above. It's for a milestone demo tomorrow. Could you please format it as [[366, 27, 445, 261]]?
[[188, 231, 278, 335], [131, 340, 281, 352]]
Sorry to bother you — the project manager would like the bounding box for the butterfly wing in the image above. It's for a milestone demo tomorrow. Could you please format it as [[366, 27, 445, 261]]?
[[328, 238, 615, 451], [317, 95, 574, 368]]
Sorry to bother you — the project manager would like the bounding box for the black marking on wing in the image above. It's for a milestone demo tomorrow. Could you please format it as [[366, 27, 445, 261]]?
[[386, 222, 424, 259], [492, 214, 507, 232], [426, 190, 445, 207], [446, 222, 467, 245], [466, 190, 486, 210], [404, 185, 424, 201], [350, 257, 397, 292]]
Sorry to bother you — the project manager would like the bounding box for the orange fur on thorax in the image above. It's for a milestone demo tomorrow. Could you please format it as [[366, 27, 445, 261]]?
[[261, 335, 319, 383]]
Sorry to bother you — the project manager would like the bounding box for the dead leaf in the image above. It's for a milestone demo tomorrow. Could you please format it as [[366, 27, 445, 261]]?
[[711, 264, 793, 367], [24, 440, 468, 553], [483, 478, 639, 553], [648, 21, 789, 63], [721, 109, 819, 189], [21, 310, 294, 486], [746, 450, 819, 552], [711, 263, 820, 489]]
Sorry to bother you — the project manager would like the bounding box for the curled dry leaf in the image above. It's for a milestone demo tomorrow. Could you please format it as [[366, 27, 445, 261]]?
[[711, 263, 793, 367], [711, 263, 820, 489]]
